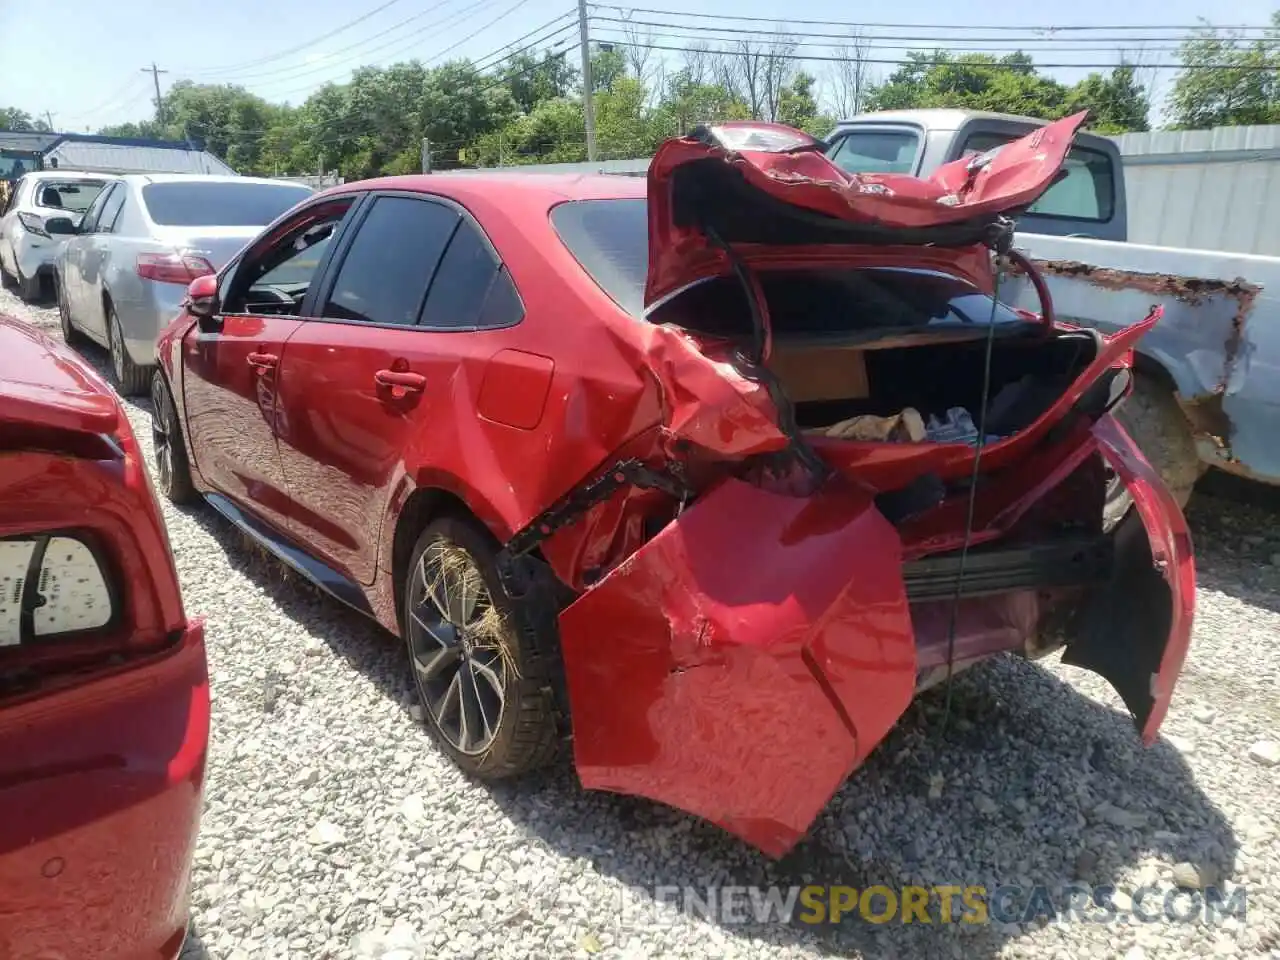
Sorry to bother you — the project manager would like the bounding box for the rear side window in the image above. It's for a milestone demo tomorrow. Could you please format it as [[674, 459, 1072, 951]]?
[[962, 132, 1115, 222], [419, 220, 511, 330], [323, 196, 458, 326], [827, 130, 920, 175], [141, 181, 312, 227]]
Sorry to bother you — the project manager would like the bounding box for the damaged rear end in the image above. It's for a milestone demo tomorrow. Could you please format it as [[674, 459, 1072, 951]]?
[[522, 117, 1194, 857]]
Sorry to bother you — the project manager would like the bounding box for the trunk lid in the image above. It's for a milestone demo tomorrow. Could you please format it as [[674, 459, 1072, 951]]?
[[644, 112, 1087, 308]]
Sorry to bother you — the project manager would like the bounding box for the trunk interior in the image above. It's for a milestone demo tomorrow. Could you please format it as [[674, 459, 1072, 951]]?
[[652, 266, 1100, 447]]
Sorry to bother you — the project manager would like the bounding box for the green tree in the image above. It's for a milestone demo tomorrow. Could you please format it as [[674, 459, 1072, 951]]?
[[1066, 65, 1150, 134], [505, 51, 578, 114], [865, 49, 1149, 131], [0, 107, 37, 131], [1168, 12, 1280, 128]]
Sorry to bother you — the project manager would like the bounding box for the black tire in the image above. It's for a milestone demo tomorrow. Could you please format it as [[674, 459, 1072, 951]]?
[[1114, 373, 1205, 509], [56, 274, 85, 347], [150, 371, 198, 505], [0, 250, 14, 288], [402, 515, 562, 779], [106, 301, 151, 396], [16, 265, 40, 302]]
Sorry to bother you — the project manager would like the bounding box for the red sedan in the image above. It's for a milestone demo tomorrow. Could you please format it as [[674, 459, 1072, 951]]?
[[152, 115, 1193, 857], [0, 315, 208, 957]]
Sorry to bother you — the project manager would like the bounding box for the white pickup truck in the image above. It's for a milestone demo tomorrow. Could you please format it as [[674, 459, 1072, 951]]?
[[825, 109, 1280, 505]]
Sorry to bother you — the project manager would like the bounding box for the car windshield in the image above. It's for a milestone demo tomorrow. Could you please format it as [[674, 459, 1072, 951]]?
[[550, 198, 1030, 334], [141, 181, 312, 227], [35, 179, 107, 213]]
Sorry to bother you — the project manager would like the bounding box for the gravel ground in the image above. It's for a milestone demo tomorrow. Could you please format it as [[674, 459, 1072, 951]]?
[[5, 284, 1278, 960]]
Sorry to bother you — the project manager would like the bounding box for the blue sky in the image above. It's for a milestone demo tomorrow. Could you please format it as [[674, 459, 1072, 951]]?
[[1, 0, 1275, 131]]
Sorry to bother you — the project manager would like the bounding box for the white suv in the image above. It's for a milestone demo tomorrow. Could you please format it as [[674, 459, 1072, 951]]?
[[0, 171, 113, 301]]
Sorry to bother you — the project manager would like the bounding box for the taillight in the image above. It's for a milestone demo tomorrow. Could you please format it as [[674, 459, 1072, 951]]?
[[0, 533, 115, 646], [17, 212, 49, 237], [136, 252, 216, 285]]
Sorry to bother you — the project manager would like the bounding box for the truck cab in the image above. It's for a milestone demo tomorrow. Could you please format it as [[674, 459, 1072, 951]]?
[[824, 109, 1128, 242]]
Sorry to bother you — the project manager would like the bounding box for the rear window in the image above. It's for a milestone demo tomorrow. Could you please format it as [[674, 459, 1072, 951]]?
[[827, 130, 921, 175], [550, 198, 1029, 336], [141, 181, 312, 227], [961, 133, 1115, 222]]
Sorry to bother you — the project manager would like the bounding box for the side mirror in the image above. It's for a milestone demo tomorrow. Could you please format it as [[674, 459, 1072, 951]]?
[[185, 274, 221, 325], [44, 216, 76, 235]]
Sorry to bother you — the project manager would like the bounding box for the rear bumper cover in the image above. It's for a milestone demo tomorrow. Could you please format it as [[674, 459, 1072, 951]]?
[[558, 416, 1194, 857], [0, 619, 209, 960]]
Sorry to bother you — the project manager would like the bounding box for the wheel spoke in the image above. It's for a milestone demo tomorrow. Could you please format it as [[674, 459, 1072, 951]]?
[[465, 659, 496, 744], [414, 643, 460, 681], [418, 550, 451, 619], [470, 650, 506, 702], [435, 669, 462, 728], [457, 660, 487, 752], [409, 607, 454, 651]]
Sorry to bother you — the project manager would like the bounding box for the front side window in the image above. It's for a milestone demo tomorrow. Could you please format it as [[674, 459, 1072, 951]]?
[[827, 130, 921, 175], [225, 198, 356, 315], [962, 132, 1115, 222], [96, 185, 128, 234], [75, 183, 115, 234], [323, 196, 458, 327]]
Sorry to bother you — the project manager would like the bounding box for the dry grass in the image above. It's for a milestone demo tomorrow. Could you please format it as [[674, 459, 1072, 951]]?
[[426, 542, 521, 680]]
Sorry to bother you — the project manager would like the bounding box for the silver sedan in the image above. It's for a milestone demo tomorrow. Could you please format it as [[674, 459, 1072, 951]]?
[[55, 173, 313, 394]]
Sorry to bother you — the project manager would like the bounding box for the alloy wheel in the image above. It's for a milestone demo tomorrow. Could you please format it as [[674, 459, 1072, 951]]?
[[150, 376, 173, 493], [406, 540, 509, 756]]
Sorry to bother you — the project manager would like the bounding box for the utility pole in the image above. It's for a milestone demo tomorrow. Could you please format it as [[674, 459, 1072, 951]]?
[[141, 62, 170, 124], [577, 0, 597, 162], [421, 138, 431, 174], [43, 110, 55, 131]]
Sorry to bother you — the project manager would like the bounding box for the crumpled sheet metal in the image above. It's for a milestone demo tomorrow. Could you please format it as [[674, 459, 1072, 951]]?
[[558, 476, 917, 857], [651, 112, 1087, 232]]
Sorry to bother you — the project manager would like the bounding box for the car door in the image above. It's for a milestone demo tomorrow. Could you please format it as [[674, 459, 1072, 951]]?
[[72, 183, 127, 340], [56, 183, 104, 318], [181, 195, 360, 535], [274, 192, 523, 584]]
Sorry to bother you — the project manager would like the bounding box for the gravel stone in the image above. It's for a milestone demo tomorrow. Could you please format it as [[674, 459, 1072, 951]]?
[[1247, 740, 1280, 766], [10, 283, 1280, 960]]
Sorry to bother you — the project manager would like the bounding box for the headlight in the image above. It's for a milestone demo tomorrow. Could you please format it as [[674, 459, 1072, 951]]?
[[0, 534, 114, 647]]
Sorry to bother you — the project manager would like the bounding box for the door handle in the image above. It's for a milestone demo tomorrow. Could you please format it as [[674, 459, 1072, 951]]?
[[247, 351, 278, 370], [374, 369, 426, 394]]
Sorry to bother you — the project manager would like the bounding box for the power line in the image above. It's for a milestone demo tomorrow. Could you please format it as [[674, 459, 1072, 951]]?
[[256, 0, 541, 100], [589, 16, 1206, 48], [594, 6, 1279, 34], [189, 0, 409, 76], [603, 38, 1280, 70], [590, 25, 1190, 55], [60, 75, 149, 122], [470, 11, 577, 70], [190, 0, 471, 85]]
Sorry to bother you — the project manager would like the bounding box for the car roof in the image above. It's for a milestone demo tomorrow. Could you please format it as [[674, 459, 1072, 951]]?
[[25, 170, 114, 182], [117, 173, 314, 188], [318, 172, 647, 208]]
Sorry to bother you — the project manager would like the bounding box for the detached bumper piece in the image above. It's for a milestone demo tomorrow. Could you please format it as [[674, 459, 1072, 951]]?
[[557, 477, 918, 858], [902, 536, 1114, 602]]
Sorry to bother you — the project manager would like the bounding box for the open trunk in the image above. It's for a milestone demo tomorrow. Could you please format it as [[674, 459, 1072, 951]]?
[[542, 117, 1194, 860]]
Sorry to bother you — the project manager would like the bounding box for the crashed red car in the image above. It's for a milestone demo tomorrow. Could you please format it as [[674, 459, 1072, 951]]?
[[153, 112, 1193, 857], [0, 315, 208, 957]]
